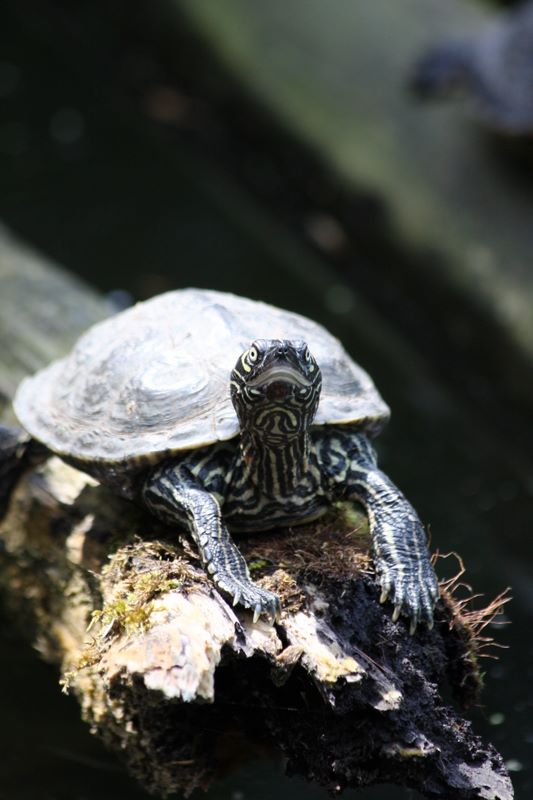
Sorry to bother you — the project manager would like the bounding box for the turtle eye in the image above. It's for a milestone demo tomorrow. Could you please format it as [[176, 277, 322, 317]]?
[[304, 347, 315, 371], [248, 347, 258, 363]]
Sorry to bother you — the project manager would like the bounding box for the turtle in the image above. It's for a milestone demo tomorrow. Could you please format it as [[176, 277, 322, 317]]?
[[0, 288, 438, 631], [410, 1, 533, 134]]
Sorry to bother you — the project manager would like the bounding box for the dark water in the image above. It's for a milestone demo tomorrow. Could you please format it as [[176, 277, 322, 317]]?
[[1, 4, 532, 799]]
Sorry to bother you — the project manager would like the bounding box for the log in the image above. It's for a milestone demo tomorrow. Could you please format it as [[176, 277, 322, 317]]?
[[0, 225, 108, 418], [0, 227, 513, 799]]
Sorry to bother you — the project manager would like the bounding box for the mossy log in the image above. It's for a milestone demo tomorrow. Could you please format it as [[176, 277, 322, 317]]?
[[0, 227, 513, 799]]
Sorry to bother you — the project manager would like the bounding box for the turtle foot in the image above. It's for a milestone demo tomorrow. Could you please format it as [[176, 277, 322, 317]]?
[[213, 571, 281, 624], [378, 558, 439, 634]]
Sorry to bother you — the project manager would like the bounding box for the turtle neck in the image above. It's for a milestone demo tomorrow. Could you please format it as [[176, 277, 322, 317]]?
[[239, 426, 311, 498]]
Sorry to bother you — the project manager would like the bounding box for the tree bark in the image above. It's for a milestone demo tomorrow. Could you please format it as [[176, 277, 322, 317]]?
[[0, 227, 513, 799]]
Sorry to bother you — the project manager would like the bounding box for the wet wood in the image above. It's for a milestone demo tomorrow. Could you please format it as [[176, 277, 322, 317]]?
[[0, 228, 513, 799], [0, 225, 108, 417]]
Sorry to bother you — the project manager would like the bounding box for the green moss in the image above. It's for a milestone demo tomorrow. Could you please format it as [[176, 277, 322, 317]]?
[[90, 597, 154, 638], [248, 557, 270, 573], [90, 566, 186, 639], [61, 541, 205, 691], [333, 500, 369, 531]]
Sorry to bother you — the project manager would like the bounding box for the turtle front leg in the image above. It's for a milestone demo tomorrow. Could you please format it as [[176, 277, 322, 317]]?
[[0, 425, 49, 520], [142, 462, 280, 622], [328, 432, 439, 632]]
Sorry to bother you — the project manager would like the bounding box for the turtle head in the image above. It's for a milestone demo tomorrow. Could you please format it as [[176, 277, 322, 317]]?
[[230, 339, 322, 441]]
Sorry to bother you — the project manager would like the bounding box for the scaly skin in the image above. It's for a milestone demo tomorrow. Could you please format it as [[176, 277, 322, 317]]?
[[143, 424, 438, 630]]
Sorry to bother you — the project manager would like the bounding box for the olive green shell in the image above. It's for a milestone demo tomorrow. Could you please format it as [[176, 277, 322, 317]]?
[[14, 289, 390, 464]]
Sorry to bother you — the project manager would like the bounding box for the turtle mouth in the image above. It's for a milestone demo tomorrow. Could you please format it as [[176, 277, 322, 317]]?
[[249, 365, 310, 389]]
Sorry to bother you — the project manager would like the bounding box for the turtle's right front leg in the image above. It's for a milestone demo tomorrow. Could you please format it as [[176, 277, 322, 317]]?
[[142, 462, 280, 622], [0, 425, 49, 520]]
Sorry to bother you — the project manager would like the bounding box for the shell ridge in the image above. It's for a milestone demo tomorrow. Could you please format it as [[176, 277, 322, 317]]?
[[13, 289, 389, 463]]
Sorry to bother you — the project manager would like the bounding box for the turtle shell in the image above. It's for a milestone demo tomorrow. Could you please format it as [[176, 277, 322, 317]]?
[[14, 289, 390, 464]]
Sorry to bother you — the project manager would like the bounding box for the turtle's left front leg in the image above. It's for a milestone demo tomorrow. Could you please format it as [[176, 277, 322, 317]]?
[[327, 431, 439, 632]]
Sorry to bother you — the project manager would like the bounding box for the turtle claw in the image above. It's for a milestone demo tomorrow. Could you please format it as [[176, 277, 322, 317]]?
[[379, 573, 391, 604], [246, 588, 281, 625], [267, 595, 282, 624], [377, 557, 438, 633], [254, 594, 281, 625], [213, 570, 281, 624]]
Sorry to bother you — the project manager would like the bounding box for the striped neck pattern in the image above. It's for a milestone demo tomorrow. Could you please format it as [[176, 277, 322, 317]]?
[[239, 428, 310, 498]]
